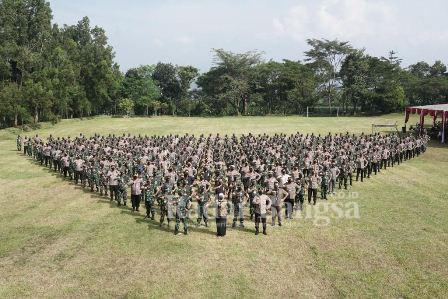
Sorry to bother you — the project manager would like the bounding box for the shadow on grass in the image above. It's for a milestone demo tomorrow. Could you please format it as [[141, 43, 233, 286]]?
[[19, 152, 303, 237], [69, 181, 227, 236], [428, 140, 448, 149], [125, 210, 220, 236], [17, 153, 262, 236]]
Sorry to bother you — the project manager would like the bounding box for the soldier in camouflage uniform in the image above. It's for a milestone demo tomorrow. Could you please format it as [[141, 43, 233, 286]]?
[[295, 177, 305, 210], [338, 164, 348, 190], [68, 155, 75, 180], [21, 129, 429, 237], [320, 170, 329, 199], [371, 150, 379, 175], [17, 135, 22, 151], [117, 172, 129, 206], [347, 160, 354, 186], [143, 180, 156, 220], [89, 162, 100, 192], [81, 164, 89, 188], [196, 185, 210, 227], [247, 180, 257, 220], [98, 165, 106, 196], [366, 153, 373, 178], [157, 177, 175, 227], [230, 183, 245, 228], [173, 190, 192, 235]]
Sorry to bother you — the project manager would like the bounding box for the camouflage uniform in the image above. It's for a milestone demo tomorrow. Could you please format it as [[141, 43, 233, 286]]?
[[174, 192, 191, 235], [144, 184, 156, 220], [17, 135, 22, 151], [320, 172, 329, 199], [90, 165, 100, 192], [158, 182, 174, 226], [231, 186, 245, 228], [338, 166, 348, 190], [117, 173, 129, 206], [196, 188, 210, 227]]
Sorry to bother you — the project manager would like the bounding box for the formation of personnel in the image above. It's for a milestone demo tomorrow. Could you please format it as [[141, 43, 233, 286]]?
[[18, 131, 429, 236]]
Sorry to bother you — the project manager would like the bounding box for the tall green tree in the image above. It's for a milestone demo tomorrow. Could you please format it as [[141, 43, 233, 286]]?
[[118, 98, 134, 116], [281, 60, 318, 114], [198, 49, 262, 115], [0, 82, 30, 126], [251, 61, 283, 114], [305, 39, 354, 110], [121, 65, 161, 115], [363, 53, 405, 113], [251, 60, 317, 115], [340, 50, 370, 114], [176, 65, 199, 115], [63, 17, 120, 116], [0, 0, 121, 126], [152, 62, 181, 114]]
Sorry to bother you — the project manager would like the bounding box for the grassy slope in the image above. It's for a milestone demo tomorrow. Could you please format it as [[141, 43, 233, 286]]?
[[0, 114, 447, 298]]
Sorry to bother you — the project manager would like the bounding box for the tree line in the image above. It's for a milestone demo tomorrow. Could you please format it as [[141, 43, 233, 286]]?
[[1, 0, 447, 128]]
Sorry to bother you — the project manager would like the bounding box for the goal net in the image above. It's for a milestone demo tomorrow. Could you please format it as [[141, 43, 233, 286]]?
[[306, 106, 341, 117]]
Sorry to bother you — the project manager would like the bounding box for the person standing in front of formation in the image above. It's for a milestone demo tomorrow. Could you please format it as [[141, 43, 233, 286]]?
[[269, 182, 288, 226], [320, 170, 329, 199], [230, 183, 245, 228], [61, 153, 70, 178], [329, 163, 340, 193], [17, 135, 22, 151], [74, 156, 84, 184], [118, 172, 129, 206], [23, 136, 28, 155], [356, 155, 365, 182], [252, 190, 271, 235], [284, 177, 298, 218], [107, 165, 120, 202], [382, 147, 389, 170], [196, 185, 210, 227], [129, 174, 143, 212], [295, 177, 305, 210], [173, 190, 192, 235], [307, 171, 320, 205], [143, 180, 156, 220]]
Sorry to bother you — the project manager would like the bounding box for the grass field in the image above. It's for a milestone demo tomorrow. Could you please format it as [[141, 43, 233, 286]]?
[[0, 114, 447, 298]]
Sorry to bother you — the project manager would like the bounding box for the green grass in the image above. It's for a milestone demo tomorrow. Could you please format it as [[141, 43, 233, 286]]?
[[0, 114, 447, 298]]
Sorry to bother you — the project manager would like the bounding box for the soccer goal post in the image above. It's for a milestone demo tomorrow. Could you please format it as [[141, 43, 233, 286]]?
[[306, 106, 341, 117]]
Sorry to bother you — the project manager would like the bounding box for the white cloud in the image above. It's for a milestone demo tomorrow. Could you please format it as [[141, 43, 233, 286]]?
[[152, 38, 164, 48], [273, 5, 310, 40], [175, 36, 194, 45], [273, 0, 397, 41], [50, 0, 448, 70]]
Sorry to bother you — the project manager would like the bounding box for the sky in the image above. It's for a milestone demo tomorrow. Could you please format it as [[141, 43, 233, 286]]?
[[49, 0, 448, 72]]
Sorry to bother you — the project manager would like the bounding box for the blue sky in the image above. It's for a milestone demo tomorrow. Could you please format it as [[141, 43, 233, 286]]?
[[49, 0, 448, 72]]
